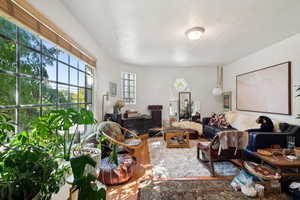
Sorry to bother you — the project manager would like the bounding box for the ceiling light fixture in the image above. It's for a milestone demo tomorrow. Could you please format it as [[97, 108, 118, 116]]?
[[185, 27, 205, 40]]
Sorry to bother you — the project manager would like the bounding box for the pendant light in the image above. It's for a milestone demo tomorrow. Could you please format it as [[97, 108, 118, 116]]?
[[212, 66, 223, 96]]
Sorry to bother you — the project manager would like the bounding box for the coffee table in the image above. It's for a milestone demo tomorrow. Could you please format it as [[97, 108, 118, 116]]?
[[252, 149, 300, 178], [164, 131, 190, 148]]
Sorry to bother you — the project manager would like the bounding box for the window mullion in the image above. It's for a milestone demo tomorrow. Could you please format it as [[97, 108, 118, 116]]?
[[39, 39, 42, 117], [15, 27, 20, 132]]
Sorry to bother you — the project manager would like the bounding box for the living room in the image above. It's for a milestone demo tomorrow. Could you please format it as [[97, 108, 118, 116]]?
[[0, 0, 300, 200]]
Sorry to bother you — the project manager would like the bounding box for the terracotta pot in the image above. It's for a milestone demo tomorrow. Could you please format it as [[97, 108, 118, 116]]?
[[98, 154, 136, 185]]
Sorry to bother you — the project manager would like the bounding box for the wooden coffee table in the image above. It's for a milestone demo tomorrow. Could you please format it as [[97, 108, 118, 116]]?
[[252, 149, 300, 178], [164, 131, 190, 148]]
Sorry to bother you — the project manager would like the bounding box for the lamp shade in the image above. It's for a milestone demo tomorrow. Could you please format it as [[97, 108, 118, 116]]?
[[212, 87, 223, 96]]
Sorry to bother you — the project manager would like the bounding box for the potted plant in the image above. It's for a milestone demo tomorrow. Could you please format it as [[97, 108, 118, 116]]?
[[0, 108, 106, 200], [113, 100, 125, 115], [112, 100, 124, 122], [0, 113, 67, 200], [32, 108, 106, 199], [70, 155, 106, 200]]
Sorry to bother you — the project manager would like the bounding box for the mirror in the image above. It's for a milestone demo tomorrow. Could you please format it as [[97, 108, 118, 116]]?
[[179, 92, 191, 120]]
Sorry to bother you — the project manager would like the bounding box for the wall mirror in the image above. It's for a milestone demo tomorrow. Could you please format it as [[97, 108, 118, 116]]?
[[179, 92, 191, 120]]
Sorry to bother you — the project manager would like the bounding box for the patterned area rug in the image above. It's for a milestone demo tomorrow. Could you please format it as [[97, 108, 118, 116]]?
[[148, 137, 239, 178], [138, 180, 288, 200]]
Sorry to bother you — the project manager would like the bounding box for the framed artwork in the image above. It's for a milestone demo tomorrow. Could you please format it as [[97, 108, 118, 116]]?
[[236, 61, 291, 115], [178, 92, 192, 120], [109, 82, 117, 97], [223, 91, 232, 112]]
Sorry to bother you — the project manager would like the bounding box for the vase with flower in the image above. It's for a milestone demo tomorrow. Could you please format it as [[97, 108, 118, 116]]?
[[113, 100, 125, 121]]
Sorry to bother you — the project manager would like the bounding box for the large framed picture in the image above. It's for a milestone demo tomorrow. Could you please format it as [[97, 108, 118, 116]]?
[[236, 62, 291, 115], [223, 91, 232, 112]]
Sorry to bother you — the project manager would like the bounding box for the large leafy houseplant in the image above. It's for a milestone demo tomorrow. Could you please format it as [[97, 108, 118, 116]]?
[[32, 108, 96, 161], [0, 113, 66, 200], [0, 108, 106, 200]]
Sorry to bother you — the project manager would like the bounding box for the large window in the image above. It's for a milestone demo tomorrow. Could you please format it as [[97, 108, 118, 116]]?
[[121, 72, 136, 104], [0, 17, 94, 131]]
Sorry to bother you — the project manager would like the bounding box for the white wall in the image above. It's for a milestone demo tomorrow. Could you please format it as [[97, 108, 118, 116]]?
[[99, 63, 222, 120], [223, 33, 300, 125], [27, 0, 222, 122]]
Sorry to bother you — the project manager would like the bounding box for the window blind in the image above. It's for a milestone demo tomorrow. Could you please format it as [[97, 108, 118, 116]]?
[[0, 0, 96, 67]]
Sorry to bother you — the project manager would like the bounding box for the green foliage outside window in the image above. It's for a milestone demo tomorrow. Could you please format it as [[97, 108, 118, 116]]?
[[0, 16, 93, 131]]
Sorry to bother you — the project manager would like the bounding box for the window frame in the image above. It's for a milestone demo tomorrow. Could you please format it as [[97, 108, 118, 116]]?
[[121, 72, 136, 104], [0, 17, 94, 132]]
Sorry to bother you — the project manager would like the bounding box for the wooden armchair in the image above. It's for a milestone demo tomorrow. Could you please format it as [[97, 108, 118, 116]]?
[[197, 133, 244, 176]]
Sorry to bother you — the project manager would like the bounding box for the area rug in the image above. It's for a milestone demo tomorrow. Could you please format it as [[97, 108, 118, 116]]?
[[148, 137, 240, 178], [138, 180, 288, 200]]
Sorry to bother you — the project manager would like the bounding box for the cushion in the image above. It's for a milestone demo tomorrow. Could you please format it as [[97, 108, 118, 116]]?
[[124, 139, 142, 146], [172, 121, 203, 136], [97, 121, 125, 142], [225, 111, 237, 125], [209, 113, 218, 126], [208, 113, 230, 129], [229, 112, 260, 131], [217, 113, 230, 129], [280, 123, 290, 132]]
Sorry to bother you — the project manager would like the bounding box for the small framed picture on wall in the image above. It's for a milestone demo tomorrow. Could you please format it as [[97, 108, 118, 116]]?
[[223, 91, 232, 112], [109, 82, 117, 97]]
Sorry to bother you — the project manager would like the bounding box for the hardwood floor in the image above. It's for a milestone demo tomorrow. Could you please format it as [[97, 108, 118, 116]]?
[[106, 135, 233, 200], [106, 135, 152, 200]]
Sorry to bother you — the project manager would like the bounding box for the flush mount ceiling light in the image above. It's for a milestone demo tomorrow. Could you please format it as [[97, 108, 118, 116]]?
[[185, 27, 205, 40]]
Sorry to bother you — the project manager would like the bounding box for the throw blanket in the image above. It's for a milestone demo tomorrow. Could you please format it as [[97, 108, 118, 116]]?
[[172, 121, 203, 136], [217, 130, 248, 155]]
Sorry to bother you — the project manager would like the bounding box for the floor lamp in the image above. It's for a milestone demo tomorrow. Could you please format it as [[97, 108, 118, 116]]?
[[102, 92, 109, 121]]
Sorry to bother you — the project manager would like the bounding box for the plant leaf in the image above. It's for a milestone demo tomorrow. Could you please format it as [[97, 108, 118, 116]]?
[[70, 155, 96, 180], [76, 174, 106, 200]]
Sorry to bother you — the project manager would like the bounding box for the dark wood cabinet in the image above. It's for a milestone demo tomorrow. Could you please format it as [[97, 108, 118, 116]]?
[[122, 117, 154, 134], [104, 105, 163, 135]]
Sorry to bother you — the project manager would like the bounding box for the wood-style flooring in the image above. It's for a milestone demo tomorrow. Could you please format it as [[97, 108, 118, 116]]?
[[106, 135, 233, 200]]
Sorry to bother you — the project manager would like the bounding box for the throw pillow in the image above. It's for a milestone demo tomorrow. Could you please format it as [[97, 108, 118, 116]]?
[[209, 113, 218, 126], [217, 113, 230, 129]]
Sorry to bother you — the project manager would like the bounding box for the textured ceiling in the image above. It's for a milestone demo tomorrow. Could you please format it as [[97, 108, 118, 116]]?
[[61, 0, 300, 67]]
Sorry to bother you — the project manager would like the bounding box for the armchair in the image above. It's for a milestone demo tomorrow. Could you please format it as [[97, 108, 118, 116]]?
[[97, 121, 144, 150], [197, 131, 244, 176]]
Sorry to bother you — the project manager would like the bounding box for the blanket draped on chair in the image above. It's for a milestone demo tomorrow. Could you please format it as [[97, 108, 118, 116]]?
[[217, 130, 248, 155]]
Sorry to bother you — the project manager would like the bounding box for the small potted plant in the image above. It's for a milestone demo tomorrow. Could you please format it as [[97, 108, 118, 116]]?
[[112, 100, 124, 122]]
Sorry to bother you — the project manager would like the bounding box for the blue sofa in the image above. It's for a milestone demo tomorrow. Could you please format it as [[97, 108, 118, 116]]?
[[202, 117, 300, 162]]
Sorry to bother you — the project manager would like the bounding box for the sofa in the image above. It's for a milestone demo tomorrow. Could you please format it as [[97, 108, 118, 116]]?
[[202, 111, 300, 161]]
